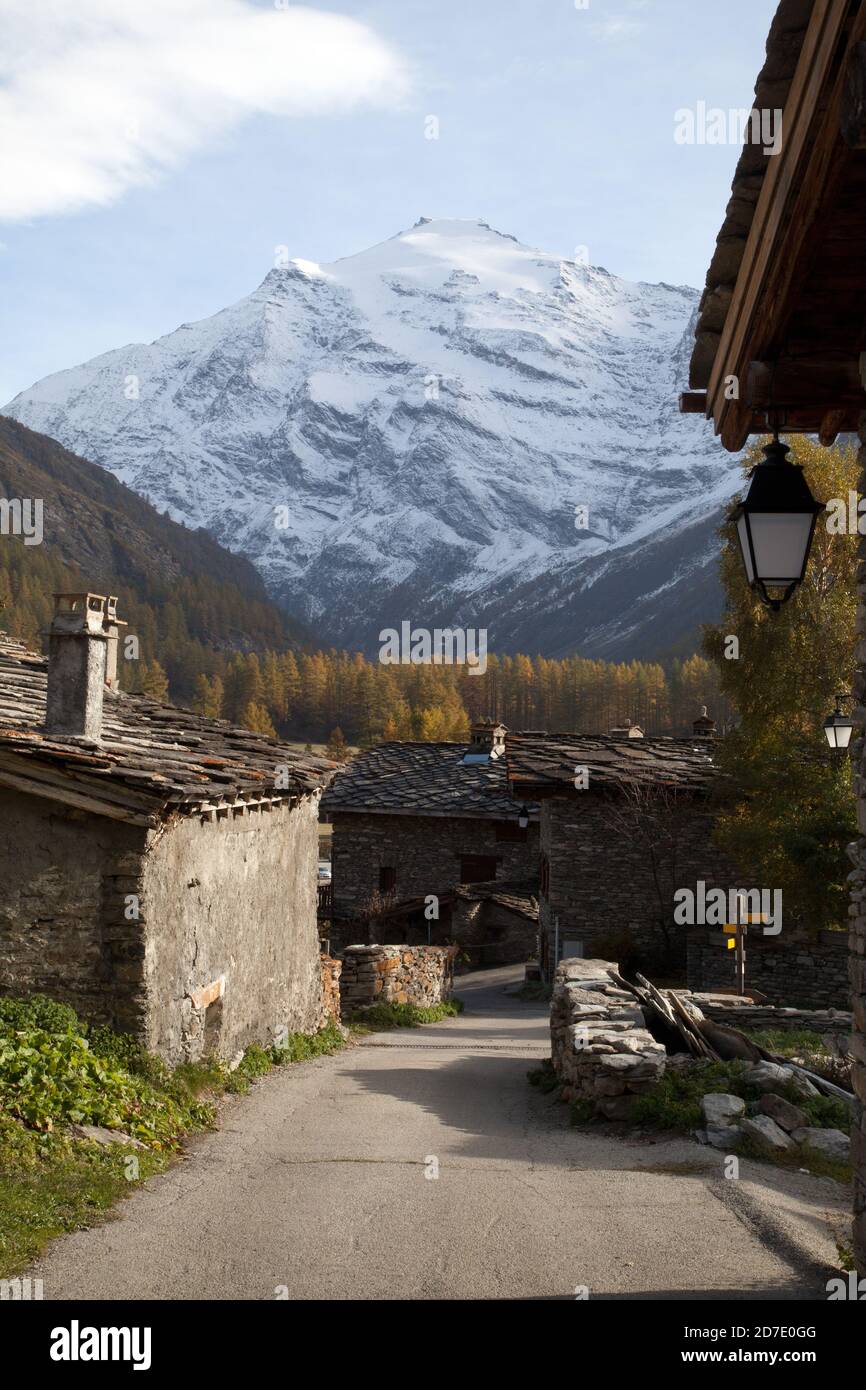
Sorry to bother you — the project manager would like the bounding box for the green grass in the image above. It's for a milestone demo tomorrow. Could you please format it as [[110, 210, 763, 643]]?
[[630, 1061, 754, 1132], [348, 999, 463, 1032], [745, 1028, 832, 1059], [0, 996, 346, 1276]]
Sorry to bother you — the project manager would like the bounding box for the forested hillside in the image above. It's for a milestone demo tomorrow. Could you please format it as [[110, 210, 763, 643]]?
[[0, 417, 729, 744]]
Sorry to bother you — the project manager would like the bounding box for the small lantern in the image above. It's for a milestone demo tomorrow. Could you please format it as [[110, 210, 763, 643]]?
[[824, 696, 854, 751], [730, 435, 823, 610], [517, 804, 530, 830]]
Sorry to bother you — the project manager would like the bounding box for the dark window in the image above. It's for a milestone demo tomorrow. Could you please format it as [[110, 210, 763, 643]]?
[[378, 866, 397, 894], [459, 855, 498, 885], [495, 822, 528, 842], [539, 853, 550, 898]]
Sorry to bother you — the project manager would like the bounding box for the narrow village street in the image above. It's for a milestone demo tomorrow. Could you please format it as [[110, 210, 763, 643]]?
[[29, 968, 846, 1302]]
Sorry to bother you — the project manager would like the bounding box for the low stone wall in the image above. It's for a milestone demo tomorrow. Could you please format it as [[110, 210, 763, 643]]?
[[339, 944, 456, 1014], [318, 955, 342, 1030], [689, 994, 852, 1039], [550, 958, 666, 1119], [686, 927, 849, 1009]]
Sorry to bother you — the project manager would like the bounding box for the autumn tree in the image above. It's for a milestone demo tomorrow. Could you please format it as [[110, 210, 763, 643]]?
[[703, 436, 858, 931]]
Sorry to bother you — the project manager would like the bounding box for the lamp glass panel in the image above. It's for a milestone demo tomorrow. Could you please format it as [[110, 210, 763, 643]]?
[[747, 512, 813, 584], [736, 514, 755, 585]]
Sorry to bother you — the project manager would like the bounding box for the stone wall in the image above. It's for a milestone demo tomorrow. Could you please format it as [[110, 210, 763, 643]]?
[[686, 927, 850, 1009], [850, 415, 866, 1276], [0, 786, 149, 1036], [690, 995, 852, 1038], [450, 893, 538, 969], [318, 954, 342, 1029], [539, 795, 736, 974], [339, 944, 456, 1013], [549, 957, 666, 1118], [330, 811, 539, 921], [142, 794, 323, 1064]]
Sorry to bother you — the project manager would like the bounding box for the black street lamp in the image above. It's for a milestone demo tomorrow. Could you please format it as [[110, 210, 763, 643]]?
[[517, 804, 530, 830], [731, 434, 824, 611], [824, 695, 855, 751]]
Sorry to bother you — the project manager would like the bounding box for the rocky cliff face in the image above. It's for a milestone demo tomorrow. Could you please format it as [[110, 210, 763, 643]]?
[[3, 218, 741, 658]]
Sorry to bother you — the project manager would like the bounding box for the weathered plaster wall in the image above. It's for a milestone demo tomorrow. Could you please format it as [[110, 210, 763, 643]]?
[[330, 811, 538, 919], [339, 944, 456, 1013], [0, 786, 148, 1034], [141, 795, 322, 1064], [687, 927, 849, 1009], [539, 795, 736, 974]]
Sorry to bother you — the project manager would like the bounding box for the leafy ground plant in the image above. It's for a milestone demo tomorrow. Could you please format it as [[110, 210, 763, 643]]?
[[0, 995, 345, 1276]]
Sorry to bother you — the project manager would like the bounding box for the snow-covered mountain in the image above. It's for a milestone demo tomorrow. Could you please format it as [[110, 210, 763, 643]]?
[[3, 218, 742, 658]]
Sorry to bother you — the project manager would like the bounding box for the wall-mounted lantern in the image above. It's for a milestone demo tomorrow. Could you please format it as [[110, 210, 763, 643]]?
[[731, 434, 824, 610], [824, 695, 855, 751]]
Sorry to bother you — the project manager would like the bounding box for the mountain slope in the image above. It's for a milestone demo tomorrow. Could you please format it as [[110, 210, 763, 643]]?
[[0, 416, 310, 689], [3, 218, 741, 658]]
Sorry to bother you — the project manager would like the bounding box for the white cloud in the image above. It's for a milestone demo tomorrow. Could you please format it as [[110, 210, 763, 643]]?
[[0, 0, 410, 222]]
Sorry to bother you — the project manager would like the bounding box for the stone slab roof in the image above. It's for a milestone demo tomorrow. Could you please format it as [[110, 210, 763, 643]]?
[[321, 741, 538, 821], [690, 0, 812, 390], [453, 878, 539, 921], [0, 634, 335, 825], [506, 732, 716, 798]]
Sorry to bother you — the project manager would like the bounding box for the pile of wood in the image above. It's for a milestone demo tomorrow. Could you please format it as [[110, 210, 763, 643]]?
[[611, 971, 854, 1106]]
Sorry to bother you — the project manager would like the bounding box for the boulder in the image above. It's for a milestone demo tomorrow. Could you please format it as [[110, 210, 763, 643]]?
[[746, 1061, 794, 1093], [741, 1114, 794, 1152], [701, 1093, 746, 1129], [706, 1124, 744, 1151], [758, 1093, 810, 1134], [790, 1128, 851, 1162]]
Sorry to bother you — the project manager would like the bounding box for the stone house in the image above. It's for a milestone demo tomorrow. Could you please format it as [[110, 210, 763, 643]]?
[[505, 722, 733, 978], [0, 593, 334, 1063], [321, 721, 539, 950]]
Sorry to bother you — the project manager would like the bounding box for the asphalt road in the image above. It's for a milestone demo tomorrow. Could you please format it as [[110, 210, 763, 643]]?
[[29, 966, 846, 1301]]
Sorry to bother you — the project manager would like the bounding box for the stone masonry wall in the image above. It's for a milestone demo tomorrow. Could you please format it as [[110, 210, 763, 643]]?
[[540, 795, 736, 973], [0, 786, 149, 1036], [339, 944, 456, 1014], [686, 927, 850, 1009], [318, 955, 342, 1030], [141, 794, 323, 1064], [690, 995, 852, 1038], [331, 812, 539, 920], [849, 415, 866, 1276], [549, 957, 666, 1119]]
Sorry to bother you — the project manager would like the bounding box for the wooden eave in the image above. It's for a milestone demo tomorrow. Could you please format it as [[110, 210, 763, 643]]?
[[691, 0, 866, 449]]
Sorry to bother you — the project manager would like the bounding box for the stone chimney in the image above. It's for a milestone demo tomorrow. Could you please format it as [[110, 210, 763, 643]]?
[[693, 706, 717, 739], [468, 719, 507, 756], [45, 592, 109, 741], [103, 595, 127, 692]]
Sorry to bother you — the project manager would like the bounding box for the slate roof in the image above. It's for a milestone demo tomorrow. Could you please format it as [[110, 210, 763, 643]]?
[[0, 634, 335, 825], [690, 0, 811, 390], [453, 878, 539, 921], [321, 741, 538, 821], [506, 732, 717, 798]]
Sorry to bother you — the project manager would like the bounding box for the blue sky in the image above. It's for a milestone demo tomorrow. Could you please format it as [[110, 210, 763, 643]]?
[[0, 0, 778, 406]]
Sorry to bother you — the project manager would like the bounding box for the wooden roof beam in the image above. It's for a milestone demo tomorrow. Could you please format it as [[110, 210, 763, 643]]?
[[708, 0, 862, 448]]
